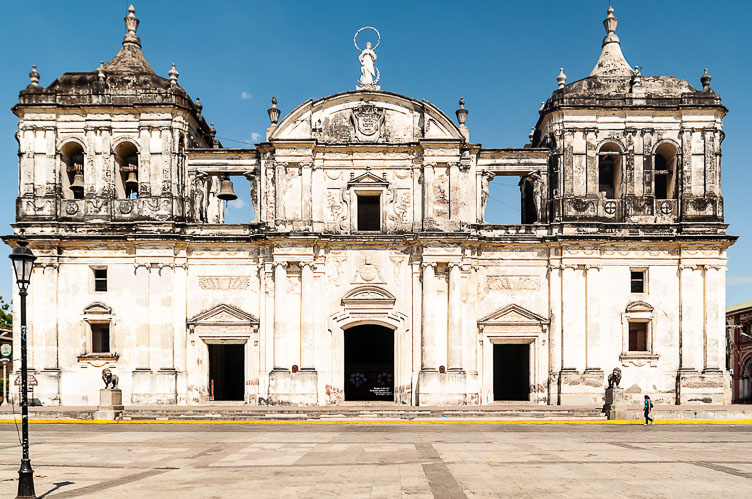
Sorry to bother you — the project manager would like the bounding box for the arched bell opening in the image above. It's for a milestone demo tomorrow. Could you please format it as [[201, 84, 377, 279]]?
[[654, 143, 678, 200], [60, 141, 85, 199], [598, 142, 622, 199], [114, 141, 139, 199]]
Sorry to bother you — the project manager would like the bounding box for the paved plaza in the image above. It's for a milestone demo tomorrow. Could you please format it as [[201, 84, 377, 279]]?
[[0, 423, 750, 498]]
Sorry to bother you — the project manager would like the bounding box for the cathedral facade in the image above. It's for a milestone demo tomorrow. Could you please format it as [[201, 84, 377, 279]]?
[[5, 6, 734, 406]]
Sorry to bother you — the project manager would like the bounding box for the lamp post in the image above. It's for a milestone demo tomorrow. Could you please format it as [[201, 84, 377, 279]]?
[[9, 239, 36, 499]]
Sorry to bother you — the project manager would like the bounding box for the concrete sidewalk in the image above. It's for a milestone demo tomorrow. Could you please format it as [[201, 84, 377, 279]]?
[[1, 402, 752, 422]]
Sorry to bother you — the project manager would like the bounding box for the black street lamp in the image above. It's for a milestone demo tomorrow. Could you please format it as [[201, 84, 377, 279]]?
[[9, 239, 36, 499]]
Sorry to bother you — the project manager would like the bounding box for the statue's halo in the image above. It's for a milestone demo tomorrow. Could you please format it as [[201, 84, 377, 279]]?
[[354, 26, 380, 51]]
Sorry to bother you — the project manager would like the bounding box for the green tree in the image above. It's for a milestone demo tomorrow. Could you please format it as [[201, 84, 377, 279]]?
[[0, 296, 11, 329]]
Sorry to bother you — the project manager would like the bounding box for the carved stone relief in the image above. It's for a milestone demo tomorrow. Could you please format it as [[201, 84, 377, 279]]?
[[352, 255, 385, 284], [486, 275, 540, 291], [198, 276, 251, 290]]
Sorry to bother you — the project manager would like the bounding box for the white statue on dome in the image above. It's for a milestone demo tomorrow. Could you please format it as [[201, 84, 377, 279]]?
[[354, 27, 380, 88], [359, 42, 377, 85]]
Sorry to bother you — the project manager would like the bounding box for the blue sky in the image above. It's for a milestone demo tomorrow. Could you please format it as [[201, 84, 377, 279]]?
[[1, 1, 750, 306]]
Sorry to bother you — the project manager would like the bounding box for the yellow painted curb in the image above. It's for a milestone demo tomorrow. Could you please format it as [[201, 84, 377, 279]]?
[[1, 419, 751, 425]]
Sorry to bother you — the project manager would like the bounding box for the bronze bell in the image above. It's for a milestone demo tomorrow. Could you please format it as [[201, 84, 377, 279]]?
[[70, 172, 84, 196], [125, 171, 138, 193], [218, 175, 237, 201]]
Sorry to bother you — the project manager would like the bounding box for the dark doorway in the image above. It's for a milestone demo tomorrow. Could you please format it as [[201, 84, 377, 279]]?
[[493, 343, 529, 401], [208, 344, 245, 401], [344, 325, 394, 401]]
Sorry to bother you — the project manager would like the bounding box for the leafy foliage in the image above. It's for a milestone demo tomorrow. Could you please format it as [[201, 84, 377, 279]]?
[[0, 296, 11, 330]]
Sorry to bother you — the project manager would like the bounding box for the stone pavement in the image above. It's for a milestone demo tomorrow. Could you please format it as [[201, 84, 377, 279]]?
[[0, 422, 751, 498]]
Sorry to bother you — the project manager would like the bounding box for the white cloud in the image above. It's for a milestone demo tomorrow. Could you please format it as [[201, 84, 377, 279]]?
[[229, 198, 245, 209], [250, 132, 262, 142], [728, 276, 752, 286], [241, 91, 251, 100]]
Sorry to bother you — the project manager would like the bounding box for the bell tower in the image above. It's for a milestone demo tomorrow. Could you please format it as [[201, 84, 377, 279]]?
[[535, 7, 726, 228], [13, 5, 216, 226]]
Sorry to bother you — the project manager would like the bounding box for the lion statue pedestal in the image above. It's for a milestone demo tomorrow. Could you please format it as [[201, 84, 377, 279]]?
[[602, 368, 626, 420], [94, 368, 124, 420]]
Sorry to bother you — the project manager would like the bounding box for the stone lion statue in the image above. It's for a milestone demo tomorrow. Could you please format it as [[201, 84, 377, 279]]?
[[102, 368, 119, 389], [607, 367, 622, 389]]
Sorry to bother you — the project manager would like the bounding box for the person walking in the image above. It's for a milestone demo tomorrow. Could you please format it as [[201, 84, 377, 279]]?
[[644, 395, 654, 425]]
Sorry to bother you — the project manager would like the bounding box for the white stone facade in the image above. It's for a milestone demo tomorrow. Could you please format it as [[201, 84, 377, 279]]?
[[5, 7, 734, 406]]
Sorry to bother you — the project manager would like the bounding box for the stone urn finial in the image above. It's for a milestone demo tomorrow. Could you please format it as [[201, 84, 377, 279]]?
[[194, 97, 203, 118], [97, 61, 106, 82], [123, 4, 141, 47], [29, 64, 40, 86], [603, 5, 618, 37], [632, 65, 642, 87], [701, 68, 712, 90], [268, 96, 280, 124], [168, 63, 179, 84], [455, 97, 468, 126], [556, 67, 567, 89]]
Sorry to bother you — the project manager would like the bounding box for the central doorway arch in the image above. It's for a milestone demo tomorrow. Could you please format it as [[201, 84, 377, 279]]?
[[344, 325, 394, 401]]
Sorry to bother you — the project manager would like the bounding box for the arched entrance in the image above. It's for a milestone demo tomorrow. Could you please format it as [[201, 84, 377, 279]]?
[[741, 357, 752, 403], [344, 325, 394, 401]]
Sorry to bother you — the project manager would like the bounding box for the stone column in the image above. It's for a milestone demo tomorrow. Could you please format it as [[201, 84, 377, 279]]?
[[299, 262, 315, 370], [421, 262, 437, 371], [273, 262, 288, 370], [447, 262, 463, 371]]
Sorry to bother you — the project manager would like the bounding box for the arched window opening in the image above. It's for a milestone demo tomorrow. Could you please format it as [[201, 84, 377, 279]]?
[[598, 143, 622, 199], [61, 142, 85, 199], [654, 143, 678, 200], [114, 142, 139, 199]]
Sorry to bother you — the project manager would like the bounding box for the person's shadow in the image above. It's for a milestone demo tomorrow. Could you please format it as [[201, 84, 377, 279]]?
[[38, 480, 75, 498]]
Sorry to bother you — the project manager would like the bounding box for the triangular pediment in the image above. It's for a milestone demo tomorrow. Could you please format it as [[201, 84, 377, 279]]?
[[478, 304, 549, 325], [187, 304, 259, 326], [348, 171, 389, 187]]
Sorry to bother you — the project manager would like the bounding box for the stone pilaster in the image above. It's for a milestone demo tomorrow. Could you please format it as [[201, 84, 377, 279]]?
[[299, 262, 315, 370], [420, 262, 437, 371], [447, 262, 463, 371], [273, 262, 288, 371]]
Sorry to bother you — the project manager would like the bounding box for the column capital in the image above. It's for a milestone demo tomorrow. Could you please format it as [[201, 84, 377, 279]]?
[[421, 261, 438, 269], [446, 261, 462, 270], [273, 261, 288, 269], [298, 261, 316, 271]]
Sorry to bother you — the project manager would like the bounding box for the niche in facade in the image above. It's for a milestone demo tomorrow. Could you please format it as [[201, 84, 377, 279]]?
[[654, 143, 677, 200], [598, 143, 622, 199], [61, 141, 85, 199], [114, 142, 139, 199]]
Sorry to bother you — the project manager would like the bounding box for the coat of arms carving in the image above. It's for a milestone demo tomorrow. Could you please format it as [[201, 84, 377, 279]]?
[[351, 104, 385, 142]]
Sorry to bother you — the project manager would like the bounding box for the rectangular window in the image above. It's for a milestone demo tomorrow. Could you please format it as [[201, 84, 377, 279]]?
[[94, 268, 107, 292], [357, 195, 380, 231], [628, 322, 648, 351], [91, 323, 110, 353], [630, 270, 645, 293]]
